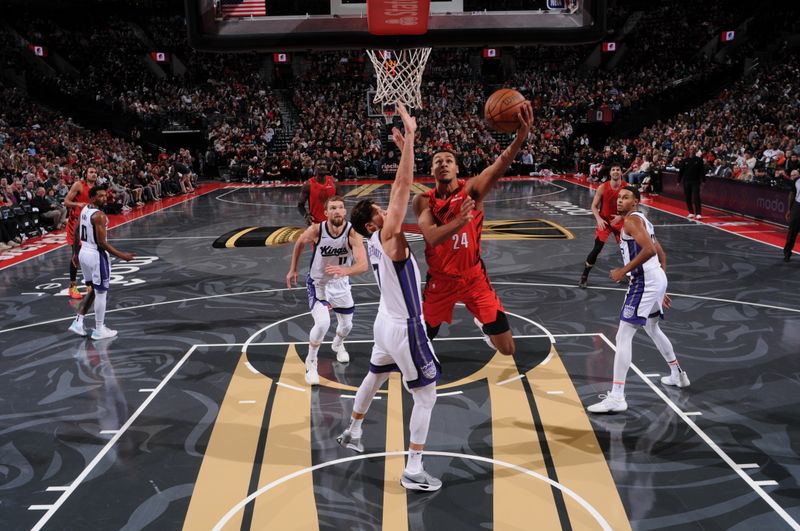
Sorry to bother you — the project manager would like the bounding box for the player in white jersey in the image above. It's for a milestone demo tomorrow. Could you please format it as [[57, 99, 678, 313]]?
[[286, 196, 367, 384], [68, 186, 135, 340], [338, 103, 442, 492], [588, 186, 690, 413]]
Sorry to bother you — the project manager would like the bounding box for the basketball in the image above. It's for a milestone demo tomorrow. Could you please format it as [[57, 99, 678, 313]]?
[[484, 88, 527, 133]]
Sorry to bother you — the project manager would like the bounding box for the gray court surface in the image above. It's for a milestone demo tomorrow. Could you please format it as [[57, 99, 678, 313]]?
[[1, 179, 798, 530]]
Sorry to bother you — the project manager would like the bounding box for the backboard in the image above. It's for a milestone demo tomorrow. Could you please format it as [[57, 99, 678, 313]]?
[[186, 0, 606, 52]]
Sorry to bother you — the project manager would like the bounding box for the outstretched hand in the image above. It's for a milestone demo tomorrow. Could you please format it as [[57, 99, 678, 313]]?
[[515, 101, 533, 139], [391, 102, 416, 149]]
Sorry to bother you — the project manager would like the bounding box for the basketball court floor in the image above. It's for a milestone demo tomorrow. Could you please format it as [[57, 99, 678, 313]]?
[[2, 178, 799, 530]]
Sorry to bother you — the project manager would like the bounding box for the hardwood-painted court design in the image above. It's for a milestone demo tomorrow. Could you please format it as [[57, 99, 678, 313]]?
[[2, 178, 798, 530]]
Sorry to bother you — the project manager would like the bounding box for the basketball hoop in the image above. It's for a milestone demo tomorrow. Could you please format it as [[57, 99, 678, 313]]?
[[367, 48, 431, 109], [382, 108, 396, 125]]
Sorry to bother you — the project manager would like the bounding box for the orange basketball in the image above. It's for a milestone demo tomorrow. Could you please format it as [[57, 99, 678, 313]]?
[[484, 88, 527, 133]]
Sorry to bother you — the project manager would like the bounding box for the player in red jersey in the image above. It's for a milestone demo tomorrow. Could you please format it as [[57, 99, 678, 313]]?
[[412, 102, 533, 356], [297, 159, 342, 225], [578, 164, 625, 289], [64, 167, 97, 299]]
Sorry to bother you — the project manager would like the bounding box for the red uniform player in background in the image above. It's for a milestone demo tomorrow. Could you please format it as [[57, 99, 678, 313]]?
[[297, 159, 341, 225]]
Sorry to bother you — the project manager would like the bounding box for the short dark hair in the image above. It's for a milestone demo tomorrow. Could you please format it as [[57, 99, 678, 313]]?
[[623, 185, 641, 201], [610, 163, 623, 170], [350, 199, 376, 237], [432, 149, 458, 163], [88, 185, 106, 198]]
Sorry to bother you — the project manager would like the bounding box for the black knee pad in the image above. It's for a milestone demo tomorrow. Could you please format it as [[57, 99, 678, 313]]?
[[483, 310, 510, 336]]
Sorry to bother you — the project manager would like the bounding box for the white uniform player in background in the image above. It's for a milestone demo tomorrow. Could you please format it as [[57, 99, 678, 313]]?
[[339, 103, 443, 492], [286, 196, 367, 385], [68, 186, 134, 340], [588, 186, 690, 413]]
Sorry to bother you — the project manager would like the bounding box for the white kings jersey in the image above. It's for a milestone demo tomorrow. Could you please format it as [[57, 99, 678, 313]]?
[[619, 211, 661, 277], [368, 231, 424, 321], [78, 205, 103, 252], [308, 221, 354, 283]]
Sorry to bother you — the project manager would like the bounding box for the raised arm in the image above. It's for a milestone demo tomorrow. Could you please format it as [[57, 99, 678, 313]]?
[[93, 212, 134, 261], [465, 101, 533, 202], [286, 223, 320, 287], [382, 103, 416, 239]]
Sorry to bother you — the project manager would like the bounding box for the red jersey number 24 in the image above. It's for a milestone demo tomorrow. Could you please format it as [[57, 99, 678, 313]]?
[[452, 232, 469, 250]]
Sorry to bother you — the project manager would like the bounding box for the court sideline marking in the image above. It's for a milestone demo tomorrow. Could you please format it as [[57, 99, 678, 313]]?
[[212, 450, 612, 531], [558, 177, 797, 254], [598, 333, 800, 531], [3, 280, 798, 337], [29, 328, 800, 530]]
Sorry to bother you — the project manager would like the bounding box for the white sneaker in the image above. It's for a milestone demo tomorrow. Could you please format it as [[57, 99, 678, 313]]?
[[0, 242, 10, 250], [687, 214, 695, 220], [335, 346, 350, 363], [336, 429, 364, 453], [68, 319, 88, 337], [400, 469, 442, 492], [91, 326, 118, 340], [305, 358, 320, 385], [587, 393, 628, 413], [661, 371, 691, 388], [332, 337, 350, 363], [473, 317, 496, 350], [695, 215, 702, 221]]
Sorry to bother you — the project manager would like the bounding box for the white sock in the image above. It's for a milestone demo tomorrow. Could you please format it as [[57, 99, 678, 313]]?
[[405, 449, 423, 474], [93, 291, 107, 329], [348, 417, 363, 438], [409, 385, 436, 444], [308, 302, 329, 363], [76, 314, 84, 326], [611, 321, 638, 397], [307, 343, 320, 365], [644, 319, 681, 376], [353, 371, 390, 419]]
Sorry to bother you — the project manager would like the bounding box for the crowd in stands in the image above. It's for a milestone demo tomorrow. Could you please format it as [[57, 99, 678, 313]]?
[[576, 50, 800, 190], [2, 0, 797, 200], [0, 83, 199, 249]]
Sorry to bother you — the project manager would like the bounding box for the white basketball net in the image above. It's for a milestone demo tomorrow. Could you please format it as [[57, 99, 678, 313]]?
[[366, 48, 432, 109]]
